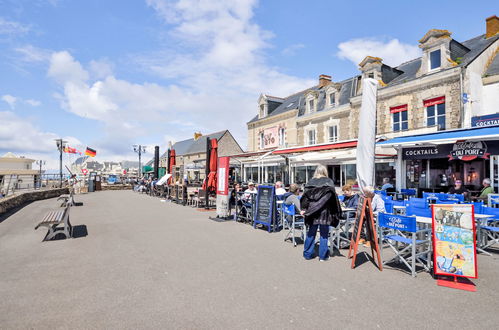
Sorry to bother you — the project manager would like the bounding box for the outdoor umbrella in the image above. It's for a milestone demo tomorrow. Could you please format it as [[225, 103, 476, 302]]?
[[202, 139, 218, 192], [168, 149, 176, 184]]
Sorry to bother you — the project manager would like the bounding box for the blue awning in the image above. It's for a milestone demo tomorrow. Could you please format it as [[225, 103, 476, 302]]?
[[377, 126, 499, 147]]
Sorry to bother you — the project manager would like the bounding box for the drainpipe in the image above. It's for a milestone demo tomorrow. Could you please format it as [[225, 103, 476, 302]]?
[[459, 66, 465, 128]]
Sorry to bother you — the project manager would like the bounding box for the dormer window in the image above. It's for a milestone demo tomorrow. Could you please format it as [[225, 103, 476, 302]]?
[[308, 99, 314, 113], [329, 93, 336, 107], [305, 91, 318, 114], [429, 49, 441, 70], [259, 104, 266, 118]]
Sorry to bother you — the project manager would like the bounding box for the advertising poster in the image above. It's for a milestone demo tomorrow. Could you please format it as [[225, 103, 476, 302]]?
[[432, 204, 477, 278], [216, 157, 230, 218], [263, 126, 279, 148]]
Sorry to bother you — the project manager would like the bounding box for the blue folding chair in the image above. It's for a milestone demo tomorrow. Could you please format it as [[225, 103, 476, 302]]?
[[488, 194, 499, 208], [401, 189, 417, 197], [338, 195, 345, 202], [406, 205, 432, 218], [378, 213, 432, 277], [481, 219, 499, 252], [282, 204, 305, 247]]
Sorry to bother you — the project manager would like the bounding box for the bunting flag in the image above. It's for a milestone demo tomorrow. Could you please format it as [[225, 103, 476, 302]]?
[[64, 146, 78, 154], [85, 147, 97, 157]]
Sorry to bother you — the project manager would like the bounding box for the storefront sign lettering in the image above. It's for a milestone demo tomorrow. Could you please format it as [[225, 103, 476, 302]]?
[[471, 114, 499, 128], [402, 146, 445, 160], [449, 141, 489, 161]]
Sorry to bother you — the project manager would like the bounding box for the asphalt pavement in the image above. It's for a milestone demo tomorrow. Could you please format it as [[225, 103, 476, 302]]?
[[1, 190, 499, 329]]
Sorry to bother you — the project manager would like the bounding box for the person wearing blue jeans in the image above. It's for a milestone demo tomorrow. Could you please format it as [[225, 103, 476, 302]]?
[[300, 165, 342, 261], [303, 224, 330, 260]]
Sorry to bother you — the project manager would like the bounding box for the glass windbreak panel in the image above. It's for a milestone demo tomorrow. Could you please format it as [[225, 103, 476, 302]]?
[[406, 159, 428, 189], [295, 166, 306, 184], [344, 164, 357, 186], [307, 166, 317, 182], [430, 49, 441, 69], [266, 166, 276, 184], [375, 163, 396, 188]]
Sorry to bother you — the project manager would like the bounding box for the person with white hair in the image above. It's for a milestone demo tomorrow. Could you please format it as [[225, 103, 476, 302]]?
[[300, 165, 342, 261], [362, 186, 385, 215], [274, 181, 287, 195], [381, 177, 393, 191]]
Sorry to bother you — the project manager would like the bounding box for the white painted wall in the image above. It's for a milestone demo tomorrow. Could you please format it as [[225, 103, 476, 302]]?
[[483, 82, 499, 114]]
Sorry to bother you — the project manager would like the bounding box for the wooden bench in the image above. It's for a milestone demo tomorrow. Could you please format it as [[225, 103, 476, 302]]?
[[34, 204, 72, 241], [57, 190, 74, 207]]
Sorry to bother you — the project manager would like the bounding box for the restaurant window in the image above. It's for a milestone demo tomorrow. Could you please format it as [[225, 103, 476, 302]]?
[[427, 103, 446, 131], [278, 127, 285, 146], [259, 132, 264, 149], [307, 129, 316, 145], [328, 125, 338, 143], [344, 164, 357, 186], [429, 49, 441, 70], [294, 166, 307, 184], [406, 159, 428, 189]]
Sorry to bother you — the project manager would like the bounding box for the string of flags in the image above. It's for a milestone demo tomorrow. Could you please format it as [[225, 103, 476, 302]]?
[[63, 146, 97, 157]]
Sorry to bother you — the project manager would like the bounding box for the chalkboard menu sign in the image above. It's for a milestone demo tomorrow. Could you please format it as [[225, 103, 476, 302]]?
[[253, 185, 275, 233], [348, 196, 382, 270]]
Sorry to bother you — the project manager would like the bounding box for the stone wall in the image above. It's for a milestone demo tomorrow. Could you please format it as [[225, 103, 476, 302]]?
[[0, 188, 69, 215], [100, 184, 133, 191]]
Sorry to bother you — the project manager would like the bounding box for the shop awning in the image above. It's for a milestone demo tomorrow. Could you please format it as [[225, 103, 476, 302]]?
[[272, 140, 357, 154], [377, 126, 499, 147]]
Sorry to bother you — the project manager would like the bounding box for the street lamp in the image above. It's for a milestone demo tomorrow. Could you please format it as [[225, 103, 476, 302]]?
[[133, 145, 147, 177], [55, 139, 67, 188], [35, 160, 46, 189]]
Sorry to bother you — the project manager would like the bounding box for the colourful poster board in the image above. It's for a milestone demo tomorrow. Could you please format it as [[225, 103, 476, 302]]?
[[432, 204, 477, 279]]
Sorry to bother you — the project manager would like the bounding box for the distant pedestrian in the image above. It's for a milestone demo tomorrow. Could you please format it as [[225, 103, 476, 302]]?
[[300, 165, 342, 261]]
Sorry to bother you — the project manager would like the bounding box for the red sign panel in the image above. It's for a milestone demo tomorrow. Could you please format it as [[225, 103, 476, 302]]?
[[423, 96, 445, 107], [389, 104, 408, 113], [216, 157, 230, 196]]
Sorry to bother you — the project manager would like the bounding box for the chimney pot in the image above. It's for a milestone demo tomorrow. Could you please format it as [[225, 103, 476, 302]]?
[[318, 74, 332, 88], [486, 15, 499, 38]]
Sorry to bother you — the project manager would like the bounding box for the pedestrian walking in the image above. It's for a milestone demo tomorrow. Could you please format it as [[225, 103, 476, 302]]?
[[300, 165, 342, 261]]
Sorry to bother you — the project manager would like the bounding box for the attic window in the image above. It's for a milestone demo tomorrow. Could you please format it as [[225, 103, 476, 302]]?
[[429, 49, 441, 70], [286, 102, 294, 108]]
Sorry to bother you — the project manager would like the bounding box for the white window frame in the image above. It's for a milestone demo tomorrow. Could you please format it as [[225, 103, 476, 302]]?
[[307, 129, 316, 145], [328, 125, 339, 143], [259, 132, 264, 149], [278, 127, 285, 146], [306, 93, 317, 114], [425, 103, 446, 131], [428, 48, 442, 71], [392, 110, 408, 132]]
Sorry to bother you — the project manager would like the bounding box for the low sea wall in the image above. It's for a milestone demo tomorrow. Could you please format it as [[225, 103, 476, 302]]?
[[0, 188, 69, 215]]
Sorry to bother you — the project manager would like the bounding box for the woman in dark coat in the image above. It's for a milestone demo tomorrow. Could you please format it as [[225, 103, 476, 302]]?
[[300, 165, 342, 261]]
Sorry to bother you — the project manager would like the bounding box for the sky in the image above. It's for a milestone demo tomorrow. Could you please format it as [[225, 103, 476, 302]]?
[[1, 0, 498, 169]]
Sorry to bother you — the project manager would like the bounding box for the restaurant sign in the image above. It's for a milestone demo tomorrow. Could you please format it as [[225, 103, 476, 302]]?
[[449, 141, 489, 161], [403, 140, 499, 160], [471, 113, 499, 127]]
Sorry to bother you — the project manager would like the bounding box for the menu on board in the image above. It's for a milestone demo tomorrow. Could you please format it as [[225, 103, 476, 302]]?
[[253, 185, 275, 232]]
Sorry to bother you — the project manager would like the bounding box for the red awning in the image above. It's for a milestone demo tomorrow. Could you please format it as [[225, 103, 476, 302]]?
[[272, 141, 358, 154], [390, 104, 408, 113], [423, 96, 445, 107]]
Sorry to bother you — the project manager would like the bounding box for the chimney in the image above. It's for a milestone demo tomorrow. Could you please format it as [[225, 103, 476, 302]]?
[[486, 15, 499, 38], [318, 74, 332, 88]]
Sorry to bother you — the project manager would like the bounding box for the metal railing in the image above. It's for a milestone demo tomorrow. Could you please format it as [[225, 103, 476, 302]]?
[[0, 174, 69, 198]]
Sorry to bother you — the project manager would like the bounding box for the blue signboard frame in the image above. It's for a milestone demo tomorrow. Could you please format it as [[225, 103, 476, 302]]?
[[471, 113, 499, 128], [253, 185, 275, 233]]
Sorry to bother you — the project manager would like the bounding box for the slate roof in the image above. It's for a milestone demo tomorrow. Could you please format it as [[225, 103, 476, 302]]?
[[248, 33, 499, 124], [159, 130, 229, 157], [485, 50, 499, 76]]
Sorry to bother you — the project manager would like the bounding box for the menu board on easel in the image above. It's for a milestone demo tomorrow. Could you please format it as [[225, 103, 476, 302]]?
[[432, 204, 477, 291], [253, 185, 275, 233], [348, 196, 382, 270]]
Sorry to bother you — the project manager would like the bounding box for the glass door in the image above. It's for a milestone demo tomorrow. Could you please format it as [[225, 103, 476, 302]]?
[[490, 155, 499, 192]]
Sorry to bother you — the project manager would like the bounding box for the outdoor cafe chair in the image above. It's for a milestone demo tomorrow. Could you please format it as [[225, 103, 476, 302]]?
[[282, 203, 305, 247], [480, 219, 499, 252], [488, 194, 499, 208], [378, 213, 432, 277], [236, 192, 255, 223]]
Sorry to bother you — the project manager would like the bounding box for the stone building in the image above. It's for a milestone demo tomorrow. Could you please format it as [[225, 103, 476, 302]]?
[[242, 16, 499, 189]]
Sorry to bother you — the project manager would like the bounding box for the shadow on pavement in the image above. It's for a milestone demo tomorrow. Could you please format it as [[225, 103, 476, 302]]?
[[49, 225, 88, 241]]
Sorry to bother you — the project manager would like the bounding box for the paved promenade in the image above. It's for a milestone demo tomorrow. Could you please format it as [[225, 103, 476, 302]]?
[[1, 190, 499, 329]]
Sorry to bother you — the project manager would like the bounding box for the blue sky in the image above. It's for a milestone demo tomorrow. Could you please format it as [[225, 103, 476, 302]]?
[[1, 0, 498, 169]]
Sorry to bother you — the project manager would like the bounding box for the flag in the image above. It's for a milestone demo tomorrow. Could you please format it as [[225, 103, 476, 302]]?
[[64, 146, 78, 154], [85, 147, 97, 157]]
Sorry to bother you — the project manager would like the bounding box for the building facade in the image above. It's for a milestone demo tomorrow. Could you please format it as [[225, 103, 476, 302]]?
[[243, 16, 499, 191]]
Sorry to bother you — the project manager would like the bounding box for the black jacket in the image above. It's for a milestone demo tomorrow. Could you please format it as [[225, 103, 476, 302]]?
[[300, 177, 342, 227]]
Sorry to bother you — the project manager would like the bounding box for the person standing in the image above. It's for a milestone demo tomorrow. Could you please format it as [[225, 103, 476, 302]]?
[[300, 165, 342, 261]]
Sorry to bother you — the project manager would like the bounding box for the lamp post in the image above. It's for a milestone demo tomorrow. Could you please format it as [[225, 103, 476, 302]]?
[[133, 145, 146, 178], [35, 160, 46, 189], [55, 139, 67, 188]]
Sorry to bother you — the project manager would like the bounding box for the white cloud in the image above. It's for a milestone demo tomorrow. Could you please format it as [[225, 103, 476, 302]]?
[[0, 17, 30, 37], [337, 37, 421, 67], [46, 0, 314, 153], [25, 99, 41, 106], [1, 94, 17, 109], [281, 43, 305, 56], [14, 45, 52, 63]]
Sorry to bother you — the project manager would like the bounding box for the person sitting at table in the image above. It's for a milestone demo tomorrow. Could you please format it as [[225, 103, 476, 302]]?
[[275, 181, 287, 195], [472, 178, 494, 202], [243, 181, 257, 201], [342, 184, 359, 209], [363, 186, 385, 215], [381, 177, 393, 191], [448, 179, 469, 199], [284, 184, 301, 212]]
